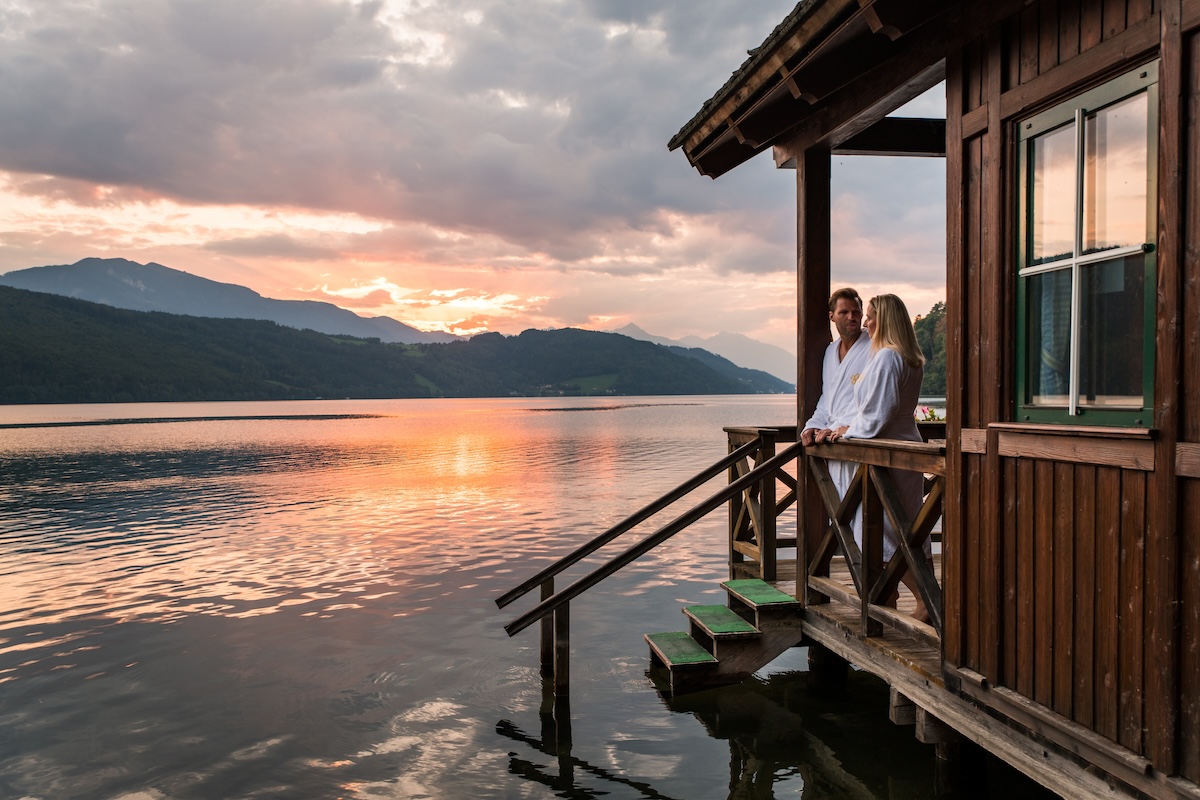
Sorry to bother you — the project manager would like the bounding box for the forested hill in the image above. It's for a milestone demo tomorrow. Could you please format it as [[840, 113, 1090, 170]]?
[[0, 286, 792, 404]]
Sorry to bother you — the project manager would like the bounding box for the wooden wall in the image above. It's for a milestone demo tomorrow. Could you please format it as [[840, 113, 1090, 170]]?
[[1180, 22, 1199, 785], [944, 0, 1199, 784]]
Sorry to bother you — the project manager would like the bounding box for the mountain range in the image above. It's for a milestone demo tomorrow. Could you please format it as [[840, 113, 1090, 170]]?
[[0, 257, 456, 345], [0, 284, 791, 403], [611, 323, 795, 384], [0, 258, 797, 381]]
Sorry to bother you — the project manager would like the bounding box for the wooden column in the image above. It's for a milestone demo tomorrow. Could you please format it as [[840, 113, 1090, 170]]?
[[979, 27, 1007, 688], [1146, 0, 1185, 773], [943, 48, 967, 668], [796, 143, 832, 605]]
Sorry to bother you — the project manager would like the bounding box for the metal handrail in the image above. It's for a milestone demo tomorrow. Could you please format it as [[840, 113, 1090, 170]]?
[[502, 441, 803, 636], [495, 437, 764, 610]]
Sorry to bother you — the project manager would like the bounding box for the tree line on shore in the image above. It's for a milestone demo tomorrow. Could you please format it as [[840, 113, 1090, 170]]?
[[0, 286, 792, 404]]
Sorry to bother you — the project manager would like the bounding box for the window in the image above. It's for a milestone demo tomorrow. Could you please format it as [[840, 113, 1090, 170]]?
[[1016, 63, 1157, 425]]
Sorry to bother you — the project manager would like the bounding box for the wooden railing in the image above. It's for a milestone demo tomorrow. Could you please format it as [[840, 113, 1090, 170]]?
[[803, 436, 946, 645], [724, 426, 799, 581], [497, 432, 802, 694]]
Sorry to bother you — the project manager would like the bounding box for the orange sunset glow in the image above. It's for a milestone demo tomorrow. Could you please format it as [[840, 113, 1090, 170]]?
[[0, 1, 947, 353]]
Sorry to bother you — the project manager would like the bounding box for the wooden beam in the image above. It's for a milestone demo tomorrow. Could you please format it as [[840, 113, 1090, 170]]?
[[1177, 443, 1200, 477], [833, 117, 946, 156], [995, 432, 1155, 470], [780, 0, 1031, 157], [678, 0, 860, 156]]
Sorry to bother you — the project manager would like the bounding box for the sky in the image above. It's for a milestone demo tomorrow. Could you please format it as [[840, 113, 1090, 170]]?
[[0, 0, 947, 354]]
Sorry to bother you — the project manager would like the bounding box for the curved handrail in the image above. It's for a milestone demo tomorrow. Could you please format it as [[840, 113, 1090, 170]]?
[[495, 437, 764, 610], [503, 441, 803, 636]]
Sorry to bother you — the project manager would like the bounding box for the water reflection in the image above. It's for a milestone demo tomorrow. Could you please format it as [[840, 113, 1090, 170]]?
[[0, 398, 1051, 799]]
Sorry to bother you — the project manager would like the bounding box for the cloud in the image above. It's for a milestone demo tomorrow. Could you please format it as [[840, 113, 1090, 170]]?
[[0, 0, 947, 352], [0, 1, 799, 253]]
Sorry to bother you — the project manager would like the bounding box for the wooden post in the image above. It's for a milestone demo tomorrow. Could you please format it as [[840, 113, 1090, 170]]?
[[728, 433, 746, 579], [1146, 0, 1184, 773], [553, 602, 570, 696], [796, 142, 832, 605], [863, 467, 884, 636], [540, 579, 554, 675], [759, 429, 778, 581]]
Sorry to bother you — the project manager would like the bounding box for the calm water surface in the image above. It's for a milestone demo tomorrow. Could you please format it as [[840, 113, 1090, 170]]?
[[0, 396, 1045, 799]]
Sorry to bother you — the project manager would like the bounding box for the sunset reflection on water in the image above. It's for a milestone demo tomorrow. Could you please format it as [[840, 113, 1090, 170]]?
[[0, 396, 1048, 800]]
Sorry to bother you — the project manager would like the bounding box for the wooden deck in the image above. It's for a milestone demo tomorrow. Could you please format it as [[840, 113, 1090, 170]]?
[[737, 554, 943, 677]]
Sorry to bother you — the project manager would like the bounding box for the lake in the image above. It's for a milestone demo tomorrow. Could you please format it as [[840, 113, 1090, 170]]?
[[0, 396, 1046, 799]]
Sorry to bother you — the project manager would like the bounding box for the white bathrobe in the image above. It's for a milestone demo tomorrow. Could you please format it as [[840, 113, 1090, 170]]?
[[843, 346, 927, 560], [804, 333, 872, 544]]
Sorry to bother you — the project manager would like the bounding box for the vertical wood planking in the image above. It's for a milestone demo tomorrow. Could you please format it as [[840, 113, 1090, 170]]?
[[1183, 480, 1200, 781], [1082, 0, 1105, 51], [1181, 29, 1200, 783], [1052, 462, 1075, 718], [1006, 15, 1023, 90], [1060, 0, 1083, 63], [979, 32, 1006, 683], [1073, 465, 1097, 729], [966, 143, 983, 429], [1095, 466, 1121, 741], [965, 458, 982, 670], [1003, 457, 1019, 687], [1020, 5, 1041, 84], [943, 51, 967, 667], [1103, 0, 1129, 39], [1128, 0, 1155, 25], [1119, 469, 1146, 754], [1186, 29, 1200, 445], [1017, 458, 1037, 698], [1146, 0, 1183, 770], [1040, 0, 1062, 72], [1034, 459, 1056, 707]]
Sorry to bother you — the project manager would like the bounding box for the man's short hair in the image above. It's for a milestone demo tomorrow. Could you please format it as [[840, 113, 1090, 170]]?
[[828, 287, 862, 312]]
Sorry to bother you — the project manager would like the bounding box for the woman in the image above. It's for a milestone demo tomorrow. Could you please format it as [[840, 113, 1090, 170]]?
[[826, 294, 930, 622]]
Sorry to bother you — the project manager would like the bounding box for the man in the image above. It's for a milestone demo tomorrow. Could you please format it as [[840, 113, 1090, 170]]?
[[800, 287, 871, 447]]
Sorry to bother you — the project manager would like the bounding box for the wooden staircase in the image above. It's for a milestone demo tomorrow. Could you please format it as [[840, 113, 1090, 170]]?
[[645, 578, 805, 695]]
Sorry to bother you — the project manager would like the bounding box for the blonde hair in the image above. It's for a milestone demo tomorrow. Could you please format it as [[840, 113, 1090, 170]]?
[[867, 294, 925, 368]]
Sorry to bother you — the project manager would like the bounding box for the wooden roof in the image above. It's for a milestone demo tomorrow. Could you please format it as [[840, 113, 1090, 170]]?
[[669, 0, 1029, 178]]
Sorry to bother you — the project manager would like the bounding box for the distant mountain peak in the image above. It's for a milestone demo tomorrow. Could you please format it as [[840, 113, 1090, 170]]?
[[610, 323, 795, 383], [0, 257, 457, 345]]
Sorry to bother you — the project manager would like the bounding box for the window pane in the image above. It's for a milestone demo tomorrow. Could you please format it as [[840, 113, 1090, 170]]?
[[1030, 123, 1076, 265], [1084, 91, 1149, 253], [1078, 254, 1145, 407], [1026, 268, 1073, 406]]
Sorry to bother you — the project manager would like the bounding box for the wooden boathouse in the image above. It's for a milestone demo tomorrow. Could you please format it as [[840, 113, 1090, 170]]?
[[499, 1, 1200, 797]]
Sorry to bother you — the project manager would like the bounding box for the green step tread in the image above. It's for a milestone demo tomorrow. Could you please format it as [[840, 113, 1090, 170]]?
[[722, 579, 799, 607], [644, 632, 717, 666], [684, 605, 758, 635]]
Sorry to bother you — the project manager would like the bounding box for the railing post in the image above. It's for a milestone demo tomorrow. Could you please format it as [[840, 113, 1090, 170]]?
[[727, 433, 747, 578], [862, 466, 884, 636], [540, 577, 570, 696], [759, 429, 778, 581], [802, 452, 833, 605], [540, 579, 554, 674], [554, 603, 570, 696]]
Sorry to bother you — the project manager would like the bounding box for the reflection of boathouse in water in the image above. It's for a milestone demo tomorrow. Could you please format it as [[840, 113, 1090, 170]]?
[[500, 2, 1200, 797]]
